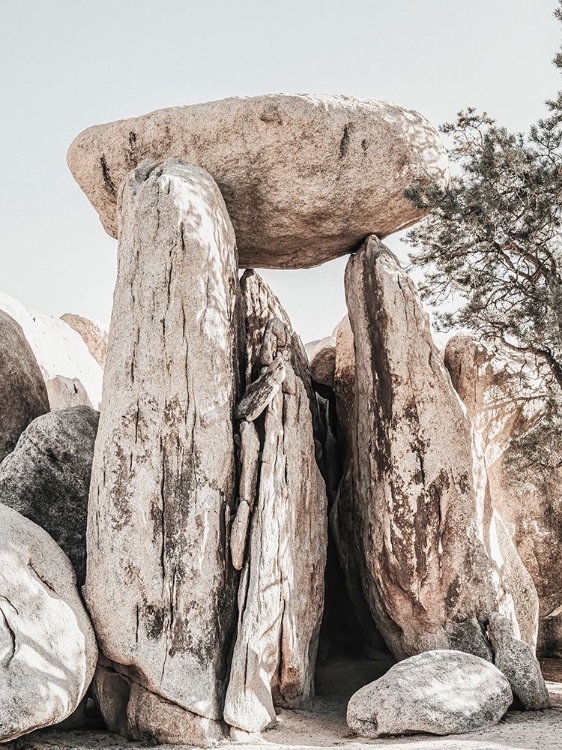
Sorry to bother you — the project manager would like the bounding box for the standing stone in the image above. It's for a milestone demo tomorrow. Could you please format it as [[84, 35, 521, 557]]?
[[346, 650, 512, 738], [334, 236, 538, 661], [0, 406, 99, 585], [85, 158, 239, 741], [0, 310, 49, 464], [223, 271, 328, 733], [0, 504, 97, 741], [445, 334, 562, 657], [488, 613, 550, 710]]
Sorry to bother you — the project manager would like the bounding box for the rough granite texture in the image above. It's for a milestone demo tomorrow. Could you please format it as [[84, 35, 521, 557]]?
[[67, 94, 448, 268], [84, 159, 239, 741]]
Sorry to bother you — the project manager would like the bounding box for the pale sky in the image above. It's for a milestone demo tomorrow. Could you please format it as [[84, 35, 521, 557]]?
[[1, 0, 559, 344]]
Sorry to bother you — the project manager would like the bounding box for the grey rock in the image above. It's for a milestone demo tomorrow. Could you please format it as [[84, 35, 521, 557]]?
[[0, 310, 49, 463], [0, 504, 97, 741], [84, 159, 239, 741], [224, 271, 328, 733], [334, 236, 538, 660], [488, 612, 550, 710], [67, 94, 448, 269], [0, 406, 99, 585], [347, 650, 512, 738]]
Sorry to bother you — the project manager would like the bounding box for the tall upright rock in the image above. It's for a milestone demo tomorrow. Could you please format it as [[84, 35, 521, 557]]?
[[223, 271, 328, 733], [445, 335, 562, 657], [334, 236, 538, 661], [0, 310, 49, 464], [85, 158, 240, 742]]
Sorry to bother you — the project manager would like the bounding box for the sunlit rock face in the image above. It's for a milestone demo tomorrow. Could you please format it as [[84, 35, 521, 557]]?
[[85, 159, 239, 742], [0, 504, 97, 742], [347, 650, 512, 738], [0, 292, 103, 410], [0, 310, 49, 464], [224, 271, 328, 733], [0, 406, 99, 586], [67, 94, 448, 269], [333, 236, 538, 661], [445, 335, 562, 657]]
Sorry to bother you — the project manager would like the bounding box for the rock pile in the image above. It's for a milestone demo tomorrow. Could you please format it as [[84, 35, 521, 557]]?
[[0, 92, 556, 746]]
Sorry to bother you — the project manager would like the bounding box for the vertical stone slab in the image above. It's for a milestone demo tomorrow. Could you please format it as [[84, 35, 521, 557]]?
[[337, 236, 538, 661], [85, 158, 239, 737], [223, 271, 328, 733]]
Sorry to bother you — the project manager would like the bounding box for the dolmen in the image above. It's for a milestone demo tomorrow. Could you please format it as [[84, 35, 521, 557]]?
[[0, 93, 550, 745]]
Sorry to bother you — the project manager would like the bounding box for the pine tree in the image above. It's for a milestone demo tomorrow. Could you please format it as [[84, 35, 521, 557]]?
[[405, 3, 562, 472]]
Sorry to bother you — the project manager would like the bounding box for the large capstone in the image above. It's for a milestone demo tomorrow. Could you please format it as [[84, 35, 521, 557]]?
[[84, 158, 240, 743], [67, 94, 448, 269]]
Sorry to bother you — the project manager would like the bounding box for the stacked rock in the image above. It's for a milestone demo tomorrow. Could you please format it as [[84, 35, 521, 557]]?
[[0, 92, 552, 745]]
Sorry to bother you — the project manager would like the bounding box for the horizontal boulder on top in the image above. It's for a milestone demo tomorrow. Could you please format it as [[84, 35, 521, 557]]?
[[67, 94, 448, 269]]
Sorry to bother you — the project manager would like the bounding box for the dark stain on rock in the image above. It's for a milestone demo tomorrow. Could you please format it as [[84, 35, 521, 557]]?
[[339, 124, 351, 159], [100, 154, 117, 197]]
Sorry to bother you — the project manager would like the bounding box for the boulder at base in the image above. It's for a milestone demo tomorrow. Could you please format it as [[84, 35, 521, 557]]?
[[0, 310, 49, 464], [0, 406, 99, 585], [67, 94, 448, 269], [347, 650, 512, 738], [0, 504, 97, 742]]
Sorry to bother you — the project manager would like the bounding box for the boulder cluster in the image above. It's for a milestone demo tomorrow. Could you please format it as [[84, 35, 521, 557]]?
[[0, 93, 557, 745]]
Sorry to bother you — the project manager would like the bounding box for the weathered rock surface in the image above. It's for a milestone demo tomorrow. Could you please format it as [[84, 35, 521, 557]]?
[[223, 270, 328, 733], [488, 613, 550, 710], [445, 334, 562, 657], [308, 336, 336, 388], [0, 504, 97, 741], [0, 292, 103, 409], [67, 94, 448, 268], [0, 310, 49, 463], [85, 159, 239, 741], [347, 650, 512, 738], [0, 406, 99, 585], [61, 313, 109, 368], [333, 237, 538, 661]]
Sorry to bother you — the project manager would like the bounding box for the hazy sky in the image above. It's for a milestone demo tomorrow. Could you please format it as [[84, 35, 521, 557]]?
[[1, 0, 559, 343]]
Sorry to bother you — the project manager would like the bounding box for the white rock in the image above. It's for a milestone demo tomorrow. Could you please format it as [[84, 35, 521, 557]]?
[[347, 650, 512, 738], [0, 504, 97, 741], [67, 94, 448, 269], [0, 292, 103, 410], [85, 159, 239, 741]]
